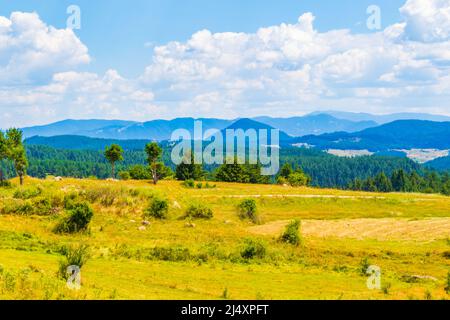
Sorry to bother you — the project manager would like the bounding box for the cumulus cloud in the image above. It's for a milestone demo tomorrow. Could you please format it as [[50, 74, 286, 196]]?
[[400, 0, 450, 42], [0, 12, 90, 85], [2, 0, 450, 128]]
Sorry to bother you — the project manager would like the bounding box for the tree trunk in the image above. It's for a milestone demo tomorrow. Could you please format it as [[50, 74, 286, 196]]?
[[0, 168, 3, 184], [112, 162, 115, 179], [19, 174, 23, 186], [152, 172, 157, 185]]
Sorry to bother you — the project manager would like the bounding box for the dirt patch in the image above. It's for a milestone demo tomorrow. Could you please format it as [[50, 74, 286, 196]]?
[[248, 218, 450, 241]]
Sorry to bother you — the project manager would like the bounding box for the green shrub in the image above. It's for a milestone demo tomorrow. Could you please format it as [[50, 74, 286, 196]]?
[[31, 197, 55, 215], [63, 192, 79, 210], [359, 257, 371, 275], [144, 198, 169, 219], [150, 246, 191, 262], [182, 179, 195, 188], [240, 238, 267, 260], [184, 204, 213, 220], [0, 180, 12, 188], [280, 220, 301, 245], [54, 202, 94, 234], [58, 244, 90, 280], [277, 176, 289, 185], [13, 186, 42, 199], [196, 182, 203, 189], [237, 199, 261, 224], [118, 171, 131, 181], [204, 182, 216, 189], [287, 172, 310, 187], [1, 199, 33, 215]]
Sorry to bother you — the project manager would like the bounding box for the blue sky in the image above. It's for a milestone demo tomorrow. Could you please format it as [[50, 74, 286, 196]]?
[[0, 0, 406, 76], [0, 0, 449, 127]]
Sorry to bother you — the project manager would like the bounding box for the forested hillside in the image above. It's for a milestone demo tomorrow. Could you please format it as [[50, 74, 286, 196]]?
[[0, 143, 424, 188]]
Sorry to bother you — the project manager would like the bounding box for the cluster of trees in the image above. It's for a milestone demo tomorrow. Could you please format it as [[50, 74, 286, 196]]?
[[276, 163, 311, 187], [280, 147, 422, 188], [348, 169, 450, 195], [0, 129, 28, 185], [104, 142, 173, 185]]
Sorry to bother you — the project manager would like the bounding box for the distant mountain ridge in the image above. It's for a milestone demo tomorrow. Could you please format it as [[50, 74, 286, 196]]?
[[21, 113, 379, 140], [309, 111, 450, 124], [293, 120, 450, 151]]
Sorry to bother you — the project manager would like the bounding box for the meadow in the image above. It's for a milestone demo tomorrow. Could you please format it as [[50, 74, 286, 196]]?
[[0, 177, 449, 300]]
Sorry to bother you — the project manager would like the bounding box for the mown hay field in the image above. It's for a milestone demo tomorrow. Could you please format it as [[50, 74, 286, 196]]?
[[0, 177, 449, 300]]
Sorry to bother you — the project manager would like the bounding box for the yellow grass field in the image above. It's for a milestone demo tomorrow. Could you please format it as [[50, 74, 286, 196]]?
[[0, 177, 449, 300]]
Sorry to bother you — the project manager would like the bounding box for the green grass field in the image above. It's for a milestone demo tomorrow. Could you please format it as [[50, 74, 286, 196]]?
[[0, 177, 449, 300]]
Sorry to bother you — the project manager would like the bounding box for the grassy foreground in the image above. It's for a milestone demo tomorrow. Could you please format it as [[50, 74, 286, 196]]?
[[0, 177, 449, 300]]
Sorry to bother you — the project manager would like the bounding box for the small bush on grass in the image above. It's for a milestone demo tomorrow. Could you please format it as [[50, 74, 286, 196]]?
[[280, 220, 301, 246], [1, 199, 33, 215], [144, 198, 169, 219], [54, 202, 93, 234], [359, 257, 371, 275], [58, 244, 90, 280], [182, 179, 195, 188], [0, 180, 12, 188], [150, 246, 191, 262], [118, 171, 130, 181], [13, 186, 42, 199], [184, 203, 213, 220], [240, 238, 267, 260], [237, 199, 261, 224]]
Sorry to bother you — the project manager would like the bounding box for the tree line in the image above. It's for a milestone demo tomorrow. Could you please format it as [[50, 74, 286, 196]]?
[[1, 131, 449, 197], [347, 169, 450, 196]]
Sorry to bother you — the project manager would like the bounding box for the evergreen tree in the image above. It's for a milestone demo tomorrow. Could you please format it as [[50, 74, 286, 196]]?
[[175, 152, 205, 181], [104, 144, 124, 178], [391, 169, 410, 192], [279, 163, 293, 179], [374, 172, 393, 192]]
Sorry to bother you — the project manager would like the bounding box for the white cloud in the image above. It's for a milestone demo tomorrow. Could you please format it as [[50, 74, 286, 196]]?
[[2, 1, 450, 128], [0, 12, 90, 85], [400, 0, 450, 42]]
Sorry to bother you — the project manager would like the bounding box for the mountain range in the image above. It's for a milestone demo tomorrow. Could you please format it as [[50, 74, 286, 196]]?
[[293, 120, 450, 151], [22, 113, 377, 140], [21, 111, 450, 141]]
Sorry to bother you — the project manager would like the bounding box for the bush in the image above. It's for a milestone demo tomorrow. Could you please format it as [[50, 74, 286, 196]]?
[[54, 202, 94, 234], [287, 172, 310, 187], [118, 171, 130, 181], [1, 199, 33, 215], [276, 176, 288, 185], [13, 186, 42, 199], [144, 198, 169, 219], [182, 179, 195, 188], [359, 257, 371, 275], [1, 196, 59, 216], [63, 192, 79, 210], [0, 180, 12, 188], [150, 246, 191, 262], [240, 238, 267, 259], [184, 204, 213, 220], [58, 244, 90, 280], [237, 199, 260, 224], [280, 220, 301, 245]]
